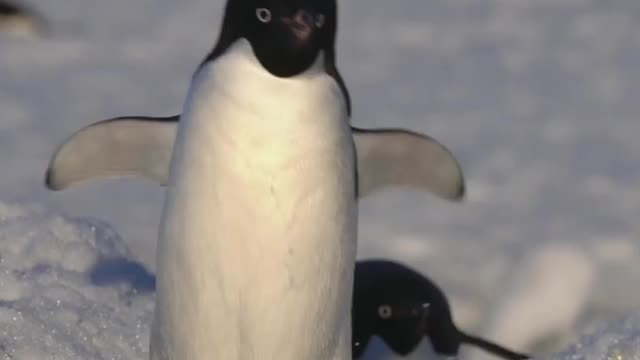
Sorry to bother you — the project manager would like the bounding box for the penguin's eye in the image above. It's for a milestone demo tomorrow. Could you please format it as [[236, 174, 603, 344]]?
[[315, 14, 325, 28], [377, 305, 392, 319], [256, 8, 272, 23]]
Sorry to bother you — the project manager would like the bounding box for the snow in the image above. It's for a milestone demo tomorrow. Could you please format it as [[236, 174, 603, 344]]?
[[0, 0, 639, 359], [549, 313, 640, 360], [467, 243, 596, 360], [0, 203, 152, 359]]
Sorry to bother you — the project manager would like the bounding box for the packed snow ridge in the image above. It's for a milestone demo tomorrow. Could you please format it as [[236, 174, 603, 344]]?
[[0, 202, 153, 360]]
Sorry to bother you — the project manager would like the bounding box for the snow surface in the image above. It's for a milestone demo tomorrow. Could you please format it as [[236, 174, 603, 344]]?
[[0, 0, 640, 359], [548, 313, 640, 360], [0, 203, 152, 359]]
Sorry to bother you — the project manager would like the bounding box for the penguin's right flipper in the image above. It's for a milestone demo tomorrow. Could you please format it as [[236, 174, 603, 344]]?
[[45, 116, 178, 190], [353, 127, 465, 201]]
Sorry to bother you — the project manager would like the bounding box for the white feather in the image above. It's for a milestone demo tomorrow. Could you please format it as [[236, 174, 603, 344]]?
[[151, 39, 357, 360]]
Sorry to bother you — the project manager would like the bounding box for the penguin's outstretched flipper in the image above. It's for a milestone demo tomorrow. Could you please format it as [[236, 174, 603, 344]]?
[[353, 127, 464, 201], [45, 116, 178, 190]]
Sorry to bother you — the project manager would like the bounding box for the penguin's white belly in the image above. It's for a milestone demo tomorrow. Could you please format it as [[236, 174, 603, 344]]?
[[152, 40, 357, 360]]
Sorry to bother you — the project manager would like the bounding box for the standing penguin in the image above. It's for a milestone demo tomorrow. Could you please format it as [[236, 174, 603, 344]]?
[[352, 260, 531, 360], [152, 0, 357, 359]]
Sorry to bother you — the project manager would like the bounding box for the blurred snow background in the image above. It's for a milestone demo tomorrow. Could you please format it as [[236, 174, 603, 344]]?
[[0, 0, 639, 359]]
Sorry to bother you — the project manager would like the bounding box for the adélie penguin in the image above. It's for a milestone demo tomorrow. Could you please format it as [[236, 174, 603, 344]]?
[[153, 0, 356, 359], [352, 260, 531, 360], [0, 0, 47, 37]]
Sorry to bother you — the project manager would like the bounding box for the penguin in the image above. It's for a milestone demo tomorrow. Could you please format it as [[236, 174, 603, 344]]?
[[151, 0, 357, 358], [44, 117, 465, 201], [352, 260, 531, 360], [0, 0, 46, 37]]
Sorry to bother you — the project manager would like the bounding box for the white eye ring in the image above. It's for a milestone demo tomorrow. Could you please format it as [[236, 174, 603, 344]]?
[[256, 8, 272, 23], [377, 305, 392, 319], [315, 14, 325, 28]]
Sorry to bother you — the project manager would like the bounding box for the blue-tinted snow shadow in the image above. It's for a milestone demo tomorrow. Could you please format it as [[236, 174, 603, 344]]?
[[90, 257, 156, 293]]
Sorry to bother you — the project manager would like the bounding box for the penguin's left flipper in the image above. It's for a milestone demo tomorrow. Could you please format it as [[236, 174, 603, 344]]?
[[45, 116, 178, 190], [45, 117, 465, 201], [353, 127, 465, 201]]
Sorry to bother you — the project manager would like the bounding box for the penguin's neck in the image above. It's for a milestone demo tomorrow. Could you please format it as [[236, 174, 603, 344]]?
[[153, 39, 357, 360], [192, 39, 331, 139]]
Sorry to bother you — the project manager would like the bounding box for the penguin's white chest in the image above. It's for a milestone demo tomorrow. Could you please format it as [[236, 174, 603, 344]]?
[[152, 40, 357, 360]]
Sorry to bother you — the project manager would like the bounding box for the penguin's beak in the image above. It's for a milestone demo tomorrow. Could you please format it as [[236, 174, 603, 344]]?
[[282, 9, 316, 42], [418, 303, 431, 333]]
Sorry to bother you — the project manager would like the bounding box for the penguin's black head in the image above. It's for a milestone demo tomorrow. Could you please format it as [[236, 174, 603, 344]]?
[[215, 0, 337, 77], [0, 2, 20, 16], [363, 293, 430, 356], [352, 260, 461, 358]]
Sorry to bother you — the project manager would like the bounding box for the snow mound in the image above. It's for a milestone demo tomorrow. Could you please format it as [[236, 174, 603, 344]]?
[[549, 313, 640, 360], [0, 202, 153, 359], [478, 243, 595, 356]]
